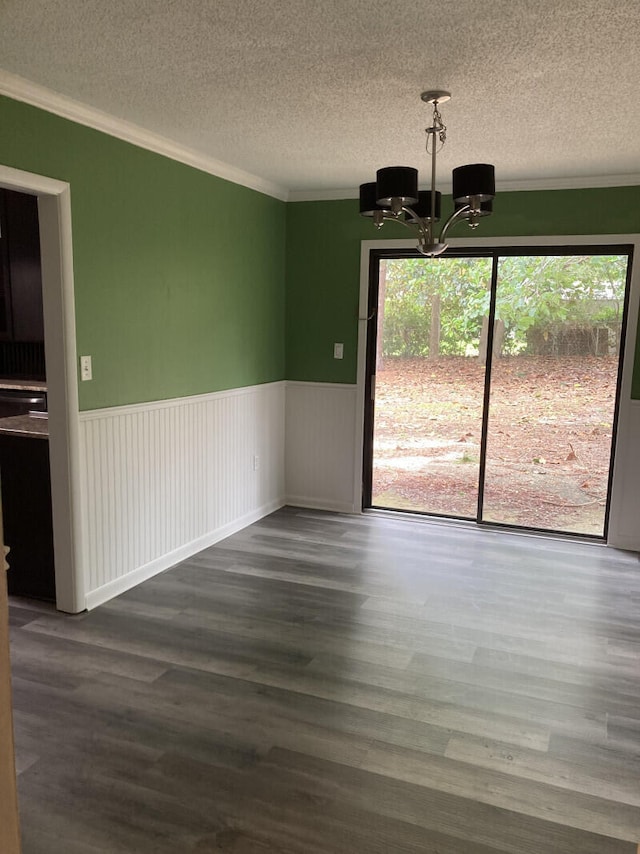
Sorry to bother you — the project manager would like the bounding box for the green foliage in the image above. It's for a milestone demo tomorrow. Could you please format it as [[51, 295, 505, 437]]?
[[382, 257, 491, 357], [381, 254, 627, 358]]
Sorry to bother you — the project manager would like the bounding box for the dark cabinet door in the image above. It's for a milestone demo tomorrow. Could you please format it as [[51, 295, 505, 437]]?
[[1, 189, 45, 342], [0, 194, 14, 341], [0, 434, 56, 602]]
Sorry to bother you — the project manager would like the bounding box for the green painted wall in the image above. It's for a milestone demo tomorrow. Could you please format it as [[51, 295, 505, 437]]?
[[0, 95, 286, 410], [286, 189, 640, 395]]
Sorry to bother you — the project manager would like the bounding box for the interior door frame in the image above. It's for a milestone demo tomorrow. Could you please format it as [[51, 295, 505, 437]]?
[[0, 164, 85, 613], [356, 234, 640, 547]]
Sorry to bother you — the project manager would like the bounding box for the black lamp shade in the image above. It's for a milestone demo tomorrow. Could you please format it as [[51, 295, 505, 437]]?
[[410, 190, 442, 221], [359, 182, 381, 216], [376, 166, 419, 206], [452, 163, 495, 203], [455, 198, 493, 217]]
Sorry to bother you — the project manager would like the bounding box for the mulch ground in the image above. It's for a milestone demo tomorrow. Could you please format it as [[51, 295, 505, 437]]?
[[371, 355, 618, 535]]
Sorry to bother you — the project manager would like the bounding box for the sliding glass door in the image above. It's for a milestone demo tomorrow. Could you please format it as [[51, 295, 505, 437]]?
[[363, 247, 632, 538], [366, 255, 492, 518]]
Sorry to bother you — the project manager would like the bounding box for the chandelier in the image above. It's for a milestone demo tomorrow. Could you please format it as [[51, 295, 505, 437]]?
[[359, 91, 495, 257]]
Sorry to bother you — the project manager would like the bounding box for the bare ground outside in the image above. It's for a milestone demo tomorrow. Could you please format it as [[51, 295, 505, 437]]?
[[371, 355, 618, 536]]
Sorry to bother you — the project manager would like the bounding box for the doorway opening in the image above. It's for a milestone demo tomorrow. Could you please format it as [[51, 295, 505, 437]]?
[[363, 246, 633, 538], [0, 164, 83, 613], [0, 188, 55, 602]]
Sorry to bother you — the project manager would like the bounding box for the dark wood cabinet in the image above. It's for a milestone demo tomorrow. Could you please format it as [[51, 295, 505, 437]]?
[[0, 195, 13, 341], [0, 190, 46, 379], [0, 434, 55, 602], [2, 190, 44, 342]]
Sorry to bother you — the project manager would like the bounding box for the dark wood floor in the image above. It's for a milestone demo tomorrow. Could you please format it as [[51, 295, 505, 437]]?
[[8, 507, 640, 853]]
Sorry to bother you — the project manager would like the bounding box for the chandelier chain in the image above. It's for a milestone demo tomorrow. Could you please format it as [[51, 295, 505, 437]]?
[[425, 102, 447, 155], [434, 102, 446, 144]]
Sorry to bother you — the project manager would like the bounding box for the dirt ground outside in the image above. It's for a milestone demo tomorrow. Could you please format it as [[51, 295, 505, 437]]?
[[371, 355, 619, 536]]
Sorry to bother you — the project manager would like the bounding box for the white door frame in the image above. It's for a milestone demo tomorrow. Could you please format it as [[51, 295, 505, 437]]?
[[356, 234, 640, 549], [0, 165, 85, 612]]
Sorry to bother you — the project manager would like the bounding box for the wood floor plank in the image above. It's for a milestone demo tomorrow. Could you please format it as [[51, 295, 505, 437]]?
[[472, 645, 640, 695], [444, 732, 640, 807], [309, 651, 613, 740], [247, 660, 552, 750]]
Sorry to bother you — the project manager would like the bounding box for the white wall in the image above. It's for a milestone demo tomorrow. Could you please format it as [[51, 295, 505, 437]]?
[[80, 382, 285, 609], [285, 381, 359, 513], [608, 400, 640, 550]]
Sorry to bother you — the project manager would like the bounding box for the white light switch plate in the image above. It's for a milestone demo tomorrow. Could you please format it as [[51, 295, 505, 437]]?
[[80, 355, 92, 381], [333, 343, 344, 359]]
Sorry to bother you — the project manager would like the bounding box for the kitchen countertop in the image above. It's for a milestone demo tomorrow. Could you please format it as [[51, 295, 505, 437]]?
[[0, 380, 47, 392], [0, 415, 48, 439]]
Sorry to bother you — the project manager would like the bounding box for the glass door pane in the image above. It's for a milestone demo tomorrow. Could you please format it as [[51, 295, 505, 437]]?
[[371, 255, 492, 517], [482, 253, 629, 536]]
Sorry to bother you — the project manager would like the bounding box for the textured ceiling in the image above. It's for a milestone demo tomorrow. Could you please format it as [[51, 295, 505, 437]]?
[[0, 0, 639, 197]]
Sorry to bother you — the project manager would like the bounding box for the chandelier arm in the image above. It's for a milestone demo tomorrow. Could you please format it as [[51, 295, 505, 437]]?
[[377, 213, 420, 233], [401, 206, 433, 243], [393, 216, 420, 232], [380, 211, 421, 231], [372, 210, 409, 229], [438, 204, 472, 244]]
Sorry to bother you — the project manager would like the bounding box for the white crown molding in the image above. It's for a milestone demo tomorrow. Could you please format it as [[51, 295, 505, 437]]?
[[287, 188, 364, 202], [3, 70, 639, 205], [0, 70, 289, 202], [497, 175, 640, 192], [288, 173, 640, 202]]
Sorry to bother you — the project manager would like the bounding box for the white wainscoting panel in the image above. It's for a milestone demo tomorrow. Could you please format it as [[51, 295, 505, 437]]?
[[608, 398, 640, 551], [285, 381, 359, 513], [80, 382, 285, 609]]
